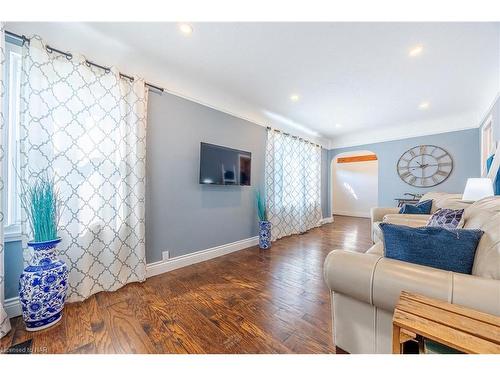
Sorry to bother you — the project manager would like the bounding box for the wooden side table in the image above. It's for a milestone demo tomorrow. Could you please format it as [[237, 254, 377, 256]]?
[[392, 291, 500, 354]]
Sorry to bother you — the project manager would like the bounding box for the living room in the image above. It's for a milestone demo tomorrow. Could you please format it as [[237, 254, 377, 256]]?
[[1, 0, 500, 372]]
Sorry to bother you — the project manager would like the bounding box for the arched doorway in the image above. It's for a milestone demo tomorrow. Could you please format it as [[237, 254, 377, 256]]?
[[331, 150, 379, 218]]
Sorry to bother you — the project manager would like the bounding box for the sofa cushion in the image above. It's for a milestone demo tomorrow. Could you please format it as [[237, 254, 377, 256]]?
[[419, 192, 469, 213], [380, 223, 483, 274], [399, 199, 432, 214], [426, 208, 465, 229], [372, 214, 431, 244], [383, 214, 431, 226]]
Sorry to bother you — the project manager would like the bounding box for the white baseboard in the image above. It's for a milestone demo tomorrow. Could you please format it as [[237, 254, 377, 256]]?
[[333, 210, 370, 218], [319, 217, 334, 225], [5, 296, 22, 318], [146, 236, 259, 278], [4, 236, 259, 318]]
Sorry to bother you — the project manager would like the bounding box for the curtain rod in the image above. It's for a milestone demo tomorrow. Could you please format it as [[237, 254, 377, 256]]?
[[266, 126, 322, 148], [5, 30, 164, 93]]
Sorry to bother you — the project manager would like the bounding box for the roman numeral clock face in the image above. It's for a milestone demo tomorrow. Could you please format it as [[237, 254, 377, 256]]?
[[397, 145, 453, 187]]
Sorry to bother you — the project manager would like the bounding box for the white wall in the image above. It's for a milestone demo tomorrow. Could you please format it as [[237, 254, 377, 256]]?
[[332, 151, 378, 218]]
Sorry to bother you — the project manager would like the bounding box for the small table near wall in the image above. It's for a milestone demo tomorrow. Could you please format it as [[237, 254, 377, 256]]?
[[392, 291, 500, 354]]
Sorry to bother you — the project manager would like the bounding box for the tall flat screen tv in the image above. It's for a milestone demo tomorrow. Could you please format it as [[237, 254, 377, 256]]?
[[199, 142, 251, 186]]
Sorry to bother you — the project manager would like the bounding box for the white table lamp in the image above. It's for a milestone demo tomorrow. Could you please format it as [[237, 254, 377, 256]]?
[[462, 178, 494, 202]]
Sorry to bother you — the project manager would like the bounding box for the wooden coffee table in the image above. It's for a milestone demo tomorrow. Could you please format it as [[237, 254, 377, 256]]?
[[392, 291, 500, 354]]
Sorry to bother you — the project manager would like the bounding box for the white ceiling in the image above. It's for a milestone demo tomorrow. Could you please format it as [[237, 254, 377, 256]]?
[[6, 22, 500, 148]]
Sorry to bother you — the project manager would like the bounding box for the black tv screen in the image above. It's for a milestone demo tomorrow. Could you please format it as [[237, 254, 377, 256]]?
[[199, 142, 251, 185]]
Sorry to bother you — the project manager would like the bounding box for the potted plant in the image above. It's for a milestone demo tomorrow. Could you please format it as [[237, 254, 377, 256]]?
[[19, 174, 68, 331], [256, 190, 271, 249]]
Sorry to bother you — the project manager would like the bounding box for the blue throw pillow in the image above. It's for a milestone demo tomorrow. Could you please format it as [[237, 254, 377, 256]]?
[[380, 223, 483, 274], [399, 199, 433, 214]]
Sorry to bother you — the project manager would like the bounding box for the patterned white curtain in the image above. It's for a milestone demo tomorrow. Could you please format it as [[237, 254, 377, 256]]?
[[20, 36, 148, 302], [265, 129, 322, 241], [0, 22, 12, 339]]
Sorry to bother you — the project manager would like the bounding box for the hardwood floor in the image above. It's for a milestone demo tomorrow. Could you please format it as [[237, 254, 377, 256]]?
[[0, 215, 372, 354]]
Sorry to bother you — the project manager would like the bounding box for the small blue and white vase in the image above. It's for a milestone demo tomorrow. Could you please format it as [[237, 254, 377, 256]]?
[[19, 238, 69, 331], [259, 220, 271, 249]]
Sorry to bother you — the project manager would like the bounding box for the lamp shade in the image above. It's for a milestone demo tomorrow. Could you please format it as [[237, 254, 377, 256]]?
[[462, 178, 494, 201]]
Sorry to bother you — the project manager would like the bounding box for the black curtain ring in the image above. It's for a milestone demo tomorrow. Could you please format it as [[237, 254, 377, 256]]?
[[46, 45, 73, 60]]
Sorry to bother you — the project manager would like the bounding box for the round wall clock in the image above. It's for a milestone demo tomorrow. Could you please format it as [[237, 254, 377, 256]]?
[[397, 145, 453, 187]]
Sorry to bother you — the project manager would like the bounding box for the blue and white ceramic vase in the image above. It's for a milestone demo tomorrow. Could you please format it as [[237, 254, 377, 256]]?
[[19, 238, 69, 331], [259, 220, 271, 249]]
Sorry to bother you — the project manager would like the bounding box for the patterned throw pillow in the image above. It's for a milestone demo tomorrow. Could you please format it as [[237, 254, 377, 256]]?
[[426, 208, 465, 229], [399, 199, 433, 214]]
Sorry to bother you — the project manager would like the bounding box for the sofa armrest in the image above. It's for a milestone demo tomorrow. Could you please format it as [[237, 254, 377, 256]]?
[[324, 250, 500, 316], [451, 273, 500, 316], [324, 250, 383, 305], [373, 258, 500, 315], [370, 207, 400, 224]]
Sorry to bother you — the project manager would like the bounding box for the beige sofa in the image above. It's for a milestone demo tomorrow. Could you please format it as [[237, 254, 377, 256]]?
[[370, 192, 468, 243], [324, 195, 500, 354]]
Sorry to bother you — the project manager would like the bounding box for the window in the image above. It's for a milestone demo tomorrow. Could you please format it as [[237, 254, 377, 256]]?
[[480, 117, 494, 176], [265, 129, 322, 241], [2, 40, 22, 240]]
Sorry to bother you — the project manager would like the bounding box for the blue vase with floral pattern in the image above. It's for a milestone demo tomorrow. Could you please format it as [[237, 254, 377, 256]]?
[[19, 238, 69, 331], [259, 221, 271, 249]]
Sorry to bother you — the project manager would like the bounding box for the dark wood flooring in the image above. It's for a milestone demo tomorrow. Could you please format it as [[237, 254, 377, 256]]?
[[0, 215, 372, 354]]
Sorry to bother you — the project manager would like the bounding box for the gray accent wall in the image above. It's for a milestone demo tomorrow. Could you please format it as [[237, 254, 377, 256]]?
[[4, 241, 23, 299], [328, 128, 481, 208], [146, 92, 330, 262], [145, 92, 267, 262]]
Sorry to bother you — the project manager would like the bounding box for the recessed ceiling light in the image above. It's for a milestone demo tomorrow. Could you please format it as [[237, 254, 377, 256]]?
[[335, 123, 342, 128], [179, 23, 194, 35], [409, 44, 423, 57], [290, 94, 300, 102], [419, 101, 430, 110]]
